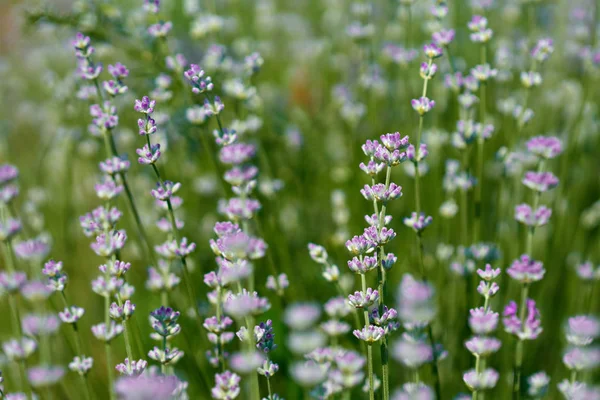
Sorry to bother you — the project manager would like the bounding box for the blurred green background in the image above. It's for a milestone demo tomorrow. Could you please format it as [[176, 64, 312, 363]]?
[[0, 0, 599, 398]]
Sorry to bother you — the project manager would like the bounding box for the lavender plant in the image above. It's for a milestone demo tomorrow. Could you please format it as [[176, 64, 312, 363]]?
[[0, 0, 599, 399]]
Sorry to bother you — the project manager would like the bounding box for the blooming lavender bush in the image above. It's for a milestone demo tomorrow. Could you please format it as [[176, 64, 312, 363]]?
[[0, 0, 599, 399]]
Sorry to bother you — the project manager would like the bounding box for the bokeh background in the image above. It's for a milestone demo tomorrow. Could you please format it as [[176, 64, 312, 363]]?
[[0, 0, 599, 398]]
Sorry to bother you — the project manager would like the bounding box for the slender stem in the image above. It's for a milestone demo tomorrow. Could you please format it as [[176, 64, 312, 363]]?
[[266, 376, 273, 400], [161, 336, 167, 375], [361, 274, 375, 400], [474, 44, 487, 243], [512, 283, 530, 399]]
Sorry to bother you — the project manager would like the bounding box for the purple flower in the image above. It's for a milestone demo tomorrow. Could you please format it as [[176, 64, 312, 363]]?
[[345, 235, 375, 255], [348, 255, 378, 274], [363, 225, 396, 246], [397, 274, 436, 326], [219, 143, 256, 165], [477, 281, 499, 298], [360, 183, 403, 203], [14, 238, 50, 262], [150, 306, 181, 338], [59, 306, 85, 324], [283, 303, 321, 330], [411, 97, 436, 115], [91, 230, 127, 257], [463, 368, 499, 390], [115, 358, 147, 377], [211, 231, 265, 260], [109, 300, 136, 322], [144, 0, 160, 13], [224, 290, 271, 319], [324, 297, 353, 318], [150, 181, 181, 201], [526, 136, 563, 159], [515, 204, 552, 227], [80, 206, 122, 237], [365, 213, 392, 227], [21, 280, 53, 302], [148, 346, 184, 365], [266, 273, 289, 293], [211, 370, 241, 399], [72, 33, 93, 58], [136, 144, 162, 165], [137, 116, 157, 136], [575, 261, 600, 281], [503, 299, 543, 340], [420, 62, 438, 79], [69, 356, 93, 376], [432, 29, 455, 46], [94, 178, 123, 200], [218, 197, 261, 220], [423, 43, 443, 59], [380, 132, 410, 151], [0, 163, 18, 185], [403, 212, 433, 232], [374, 145, 408, 166], [471, 64, 497, 81], [348, 288, 379, 309], [90, 101, 118, 130], [91, 321, 124, 342], [507, 255, 545, 283], [477, 264, 501, 281], [469, 307, 499, 334], [362, 139, 380, 157], [531, 38, 554, 63], [563, 347, 600, 371], [115, 375, 180, 400], [382, 45, 418, 66], [321, 320, 351, 336], [393, 383, 435, 400], [22, 314, 60, 336], [392, 337, 433, 368], [522, 171, 559, 192], [465, 336, 502, 356], [467, 16, 493, 42], [353, 325, 385, 343], [27, 366, 65, 388], [0, 184, 19, 204], [520, 71, 542, 88], [103, 80, 128, 96], [99, 157, 130, 175], [148, 21, 173, 38], [257, 359, 279, 378], [134, 96, 156, 114], [229, 351, 264, 374], [359, 160, 386, 176], [0, 218, 22, 242], [445, 72, 463, 92], [406, 144, 428, 163], [527, 371, 550, 397], [108, 62, 129, 79], [566, 316, 600, 346], [0, 271, 27, 293], [2, 338, 37, 361], [184, 64, 214, 94]]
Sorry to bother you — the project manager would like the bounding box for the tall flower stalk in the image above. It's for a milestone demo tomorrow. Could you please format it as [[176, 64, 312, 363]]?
[[72, 33, 156, 267], [505, 136, 562, 398], [409, 42, 444, 398], [463, 264, 502, 400]]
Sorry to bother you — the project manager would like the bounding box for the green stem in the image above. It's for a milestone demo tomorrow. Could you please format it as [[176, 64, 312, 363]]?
[[361, 274, 375, 400], [266, 376, 273, 400], [474, 44, 487, 243]]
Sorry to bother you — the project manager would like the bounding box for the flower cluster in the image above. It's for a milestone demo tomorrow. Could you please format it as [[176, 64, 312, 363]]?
[[463, 264, 501, 395]]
